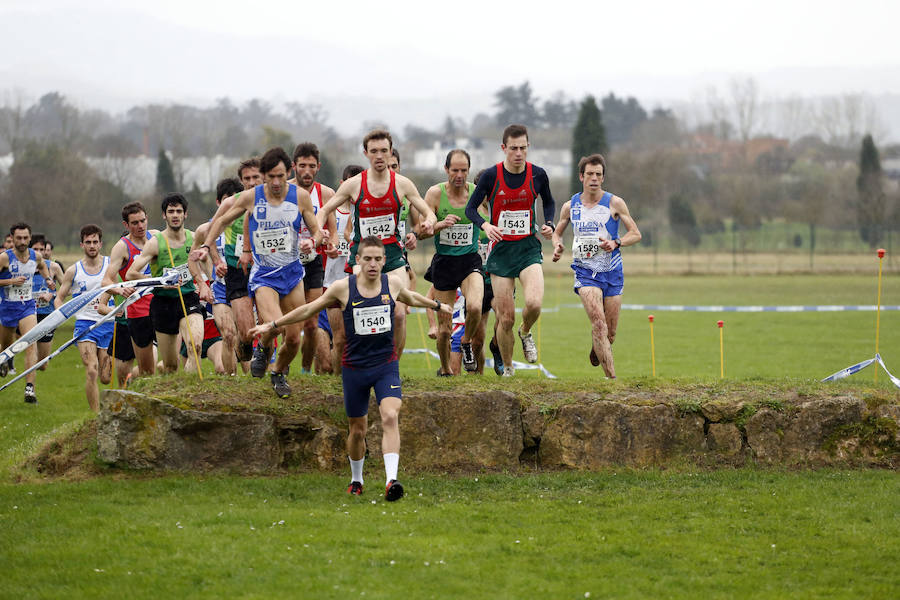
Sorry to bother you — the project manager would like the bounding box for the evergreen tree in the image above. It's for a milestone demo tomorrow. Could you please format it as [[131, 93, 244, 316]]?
[[668, 194, 701, 248], [856, 134, 886, 247], [570, 96, 607, 195], [156, 148, 176, 195]]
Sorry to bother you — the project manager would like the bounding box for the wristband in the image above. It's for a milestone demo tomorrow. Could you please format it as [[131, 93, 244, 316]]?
[[242, 249, 252, 253], [271, 320, 279, 330], [200, 244, 210, 251], [434, 300, 441, 311], [614, 238, 622, 249], [545, 220, 555, 229]]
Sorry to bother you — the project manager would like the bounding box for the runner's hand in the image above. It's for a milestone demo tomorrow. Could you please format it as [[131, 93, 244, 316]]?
[[404, 233, 417, 251], [197, 281, 213, 304], [214, 259, 228, 278], [483, 222, 503, 243], [190, 247, 210, 262], [239, 250, 253, 275], [552, 242, 564, 262]]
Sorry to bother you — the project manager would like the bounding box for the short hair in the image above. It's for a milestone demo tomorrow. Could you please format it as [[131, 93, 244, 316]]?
[[80, 224, 103, 242], [161, 193, 188, 214], [121, 201, 147, 223], [9, 222, 31, 236], [44, 240, 53, 250], [363, 129, 393, 151], [391, 148, 400, 162], [578, 153, 607, 176], [342, 164, 365, 180], [29, 234, 46, 248], [216, 177, 244, 202], [238, 157, 261, 180], [292, 142, 320, 163], [357, 235, 385, 253], [502, 124, 529, 145], [444, 149, 471, 169], [259, 147, 292, 174]]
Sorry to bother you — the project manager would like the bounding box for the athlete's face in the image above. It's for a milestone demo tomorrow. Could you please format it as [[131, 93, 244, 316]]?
[[164, 204, 186, 231], [388, 156, 400, 172], [30, 242, 45, 256], [11, 229, 30, 253], [240, 166, 263, 189], [357, 245, 385, 279], [501, 135, 529, 170], [41, 244, 52, 260], [125, 211, 148, 239], [264, 162, 290, 196], [445, 155, 470, 189], [293, 156, 319, 189], [80, 234, 101, 259], [580, 164, 604, 193], [3, 235, 12, 249], [364, 139, 392, 173]]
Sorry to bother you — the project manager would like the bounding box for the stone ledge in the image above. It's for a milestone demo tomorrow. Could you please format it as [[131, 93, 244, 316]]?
[[96, 389, 900, 473]]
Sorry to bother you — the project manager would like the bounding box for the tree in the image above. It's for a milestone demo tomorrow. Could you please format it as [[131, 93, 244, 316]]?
[[668, 194, 701, 247], [601, 93, 647, 146], [856, 134, 886, 247], [569, 96, 607, 195], [156, 148, 177, 195], [542, 91, 577, 129], [493, 81, 541, 127]]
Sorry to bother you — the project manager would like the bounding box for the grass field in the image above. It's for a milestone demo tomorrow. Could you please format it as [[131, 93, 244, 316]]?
[[1, 271, 899, 598]]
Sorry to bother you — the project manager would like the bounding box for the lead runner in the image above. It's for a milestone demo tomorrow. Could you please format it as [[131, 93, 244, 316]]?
[[249, 236, 451, 501]]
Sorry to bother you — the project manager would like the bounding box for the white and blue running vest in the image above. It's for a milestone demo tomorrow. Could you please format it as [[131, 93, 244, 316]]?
[[0, 248, 37, 303], [73, 256, 112, 322], [248, 183, 303, 273], [570, 192, 622, 274]]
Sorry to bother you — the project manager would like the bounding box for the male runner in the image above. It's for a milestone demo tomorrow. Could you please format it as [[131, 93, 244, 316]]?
[[317, 130, 437, 359], [191, 178, 246, 375], [199, 147, 324, 398], [126, 194, 205, 374], [29, 237, 64, 370], [0, 223, 54, 402], [289, 142, 337, 374], [323, 164, 365, 376], [55, 225, 114, 412], [99, 201, 158, 378], [419, 149, 484, 374], [552, 154, 641, 378], [249, 236, 451, 500], [464, 124, 556, 376]]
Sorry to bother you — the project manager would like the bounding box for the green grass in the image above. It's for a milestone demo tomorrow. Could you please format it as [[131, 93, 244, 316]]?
[[1, 272, 899, 598]]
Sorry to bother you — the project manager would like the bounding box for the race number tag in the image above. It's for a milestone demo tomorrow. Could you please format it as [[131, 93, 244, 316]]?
[[299, 250, 316, 265], [498, 210, 530, 236], [359, 215, 396, 240], [234, 234, 243, 254], [167, 264, 192, 285], [353, 304, 391, 335], [439, 223, 474, 247], [398, 221, 407, 240], [478, 242, 490, 264], [337, 239, 351, 257], [8, 284, 32, 302], [35, 294, 51, 309], [573, 236, 603, 260], [254, 227, 291, 254]]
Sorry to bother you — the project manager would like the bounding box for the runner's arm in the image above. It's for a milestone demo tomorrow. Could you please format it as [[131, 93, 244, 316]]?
[[551, 201, 572, 262], [607, 196, 641, 250], [126, 237, 158, 281], [205, 190, 253, 265], [53, 265, 77, 308], [248, 280, 348, 337]]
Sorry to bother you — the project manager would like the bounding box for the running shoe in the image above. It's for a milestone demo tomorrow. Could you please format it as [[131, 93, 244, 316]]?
[[460, 342, 476, 372], [0, 362, 8, 378], [347, 481, 364, 496], [385, 479, 404, 502], [24, 383, 36, 404], [436, 368, 453, 377], [518, 327, 538, 363], [489, 337, 503, 376], [589, 348, 600, 367], [502, 365, 515, 377], [250, 345, 270, 378], [270, 371, 291, 398]]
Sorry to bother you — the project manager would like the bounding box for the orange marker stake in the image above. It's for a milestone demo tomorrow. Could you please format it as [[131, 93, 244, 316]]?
[[717, 320, 725, 379], [875, 249, 886, 383], [648, 315, 656, 377]]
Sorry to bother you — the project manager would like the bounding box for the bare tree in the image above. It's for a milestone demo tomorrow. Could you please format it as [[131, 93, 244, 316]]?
[[813, 94, 885, 148], [0, 89, 30, 157]]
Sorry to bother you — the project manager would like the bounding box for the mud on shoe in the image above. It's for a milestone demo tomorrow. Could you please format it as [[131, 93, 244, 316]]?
[[460, 342, 477, 372], [385, 479, 404, 502], [250, 345, 271, 378], [24, 383, 36, 404], [270, 371, 291, 398], [489, 337, 504, 376], [518, 327, 538, 363]]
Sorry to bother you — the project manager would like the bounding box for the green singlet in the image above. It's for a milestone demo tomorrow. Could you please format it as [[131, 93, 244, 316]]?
[[223, 212, 244, 269], [434, 182, 478, 256], [150, 230, 196, 297]]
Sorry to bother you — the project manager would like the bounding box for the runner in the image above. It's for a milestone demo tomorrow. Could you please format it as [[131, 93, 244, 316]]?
[[317, 130, 437, 359], [199, 147, 325, 398], [419, 149, 484, 374], [323, 164, 365, 376], [248, 236, 452, 500], [29, 237, 64, 371], [552, 153, 641, 378], [289, 142, 337, 374], [0, 222, 54, 402], [126, 194, 205, 374], [98, 201, 158, 380], [464, 124, 556, 376], [54, 225, 114, 412], [179, 303, 226, 374], [190, 178, 246, 376]]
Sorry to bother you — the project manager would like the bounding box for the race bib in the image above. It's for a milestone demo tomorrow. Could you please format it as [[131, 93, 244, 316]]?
[[359, 214, 396, 240], [353, 304, 391, 335], [337, 239, 352, 258], [166, 264, 192, 285], [573, 236, 604, 260], [398, 221, 407, 240], [234, 234, 244, 255], [254, 227, 291, 254], [498, 210, 530, 236], [35, 292, 51, 309], [8, 284, 32, 302], [299, 250, 316, 265], [439, 223, 474, 247]]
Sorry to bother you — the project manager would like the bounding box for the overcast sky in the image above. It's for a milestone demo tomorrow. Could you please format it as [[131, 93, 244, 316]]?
[[2, 0, 899, 134]]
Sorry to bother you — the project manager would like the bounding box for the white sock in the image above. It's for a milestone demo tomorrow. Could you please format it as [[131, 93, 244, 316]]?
[[383, 452, 399, 485], [349, 457, 364, 485]]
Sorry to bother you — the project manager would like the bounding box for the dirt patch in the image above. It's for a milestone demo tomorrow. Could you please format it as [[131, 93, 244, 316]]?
[[18, 420, 107, 481]]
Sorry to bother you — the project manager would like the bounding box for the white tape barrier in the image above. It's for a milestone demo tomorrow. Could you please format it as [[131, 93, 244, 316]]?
[[822, 353, 900, 389]]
